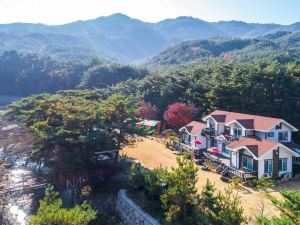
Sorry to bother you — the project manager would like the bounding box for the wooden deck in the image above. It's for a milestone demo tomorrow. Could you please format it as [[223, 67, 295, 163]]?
[[204, 152, 257, 179]]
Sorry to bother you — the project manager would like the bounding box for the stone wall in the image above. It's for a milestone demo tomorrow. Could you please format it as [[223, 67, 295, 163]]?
[[116, 189, 160, 225]]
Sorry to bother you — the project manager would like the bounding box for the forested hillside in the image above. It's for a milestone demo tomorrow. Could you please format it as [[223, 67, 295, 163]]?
[[145, 31, 300, 69], [1, 13, 300, 63], [102, 61, 300, 137], [0, 51, 146, 96]]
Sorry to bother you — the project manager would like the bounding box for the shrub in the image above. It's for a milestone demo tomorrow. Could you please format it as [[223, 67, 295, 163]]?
[[29, 185, 97, 225], [230, 177, 242, 187], [182, 151, 192, 160], [166, 141, 170, 149], [129, 163, 147, 191], [144, 167, 168, 200], [252, 176, 275, 192]]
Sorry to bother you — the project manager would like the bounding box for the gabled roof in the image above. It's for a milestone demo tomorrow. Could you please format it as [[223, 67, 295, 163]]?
[[227, 136, 279, 158], [203, 110, 297, 132], [227, 136, 300, 158], [281, 142, 300, 154], [180, 121, 207, 136]]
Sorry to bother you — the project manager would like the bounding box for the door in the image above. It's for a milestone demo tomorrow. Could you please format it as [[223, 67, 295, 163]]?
[[231, 151, 238, 168]]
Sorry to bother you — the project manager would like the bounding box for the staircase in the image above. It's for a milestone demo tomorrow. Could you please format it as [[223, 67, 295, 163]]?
[[204, 153, 229, 176]]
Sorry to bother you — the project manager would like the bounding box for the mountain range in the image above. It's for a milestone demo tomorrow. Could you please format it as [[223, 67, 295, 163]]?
[[1, 13, 300, 63], [144, 31, 300, 68]]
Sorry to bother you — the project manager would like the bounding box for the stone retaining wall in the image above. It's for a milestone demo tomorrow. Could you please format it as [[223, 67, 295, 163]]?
[[116, 189, 160, 225]]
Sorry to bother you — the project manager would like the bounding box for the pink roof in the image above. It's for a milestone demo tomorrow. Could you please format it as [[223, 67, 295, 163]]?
[[227, 136, 279, 158], [183, 121, 207, 136], [206, 110, 282, 131]]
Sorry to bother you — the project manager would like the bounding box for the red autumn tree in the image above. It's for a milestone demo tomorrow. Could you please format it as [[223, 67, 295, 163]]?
[[163, 103, 193, 129], [136, 101, 159, 120]]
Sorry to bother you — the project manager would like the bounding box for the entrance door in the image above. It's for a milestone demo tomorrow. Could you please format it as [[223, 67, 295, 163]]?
[[231, 151, 238, 168]]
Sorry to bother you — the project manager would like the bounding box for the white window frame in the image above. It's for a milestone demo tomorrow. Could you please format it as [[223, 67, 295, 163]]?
[[264, 159, 273, 173], [279, 158, 287, 172], [278, 131, 288, 142]]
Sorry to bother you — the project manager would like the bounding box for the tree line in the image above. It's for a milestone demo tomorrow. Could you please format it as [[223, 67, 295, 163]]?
[[0, 51, 146, 96], [105, 61, 300, 139]]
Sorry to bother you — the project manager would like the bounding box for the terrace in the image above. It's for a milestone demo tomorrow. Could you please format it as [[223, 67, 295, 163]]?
[[203, 151, 257, 180]]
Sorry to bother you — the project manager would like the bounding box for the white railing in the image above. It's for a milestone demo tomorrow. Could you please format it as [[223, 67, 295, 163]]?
[[172, 140, 193, 152]]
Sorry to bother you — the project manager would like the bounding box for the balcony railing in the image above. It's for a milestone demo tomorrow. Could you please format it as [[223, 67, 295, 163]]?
[[203, 152, 257, 180], [202, 128, 216, 136], [228, 167, 257, 180], [172, 140, 193, 152]]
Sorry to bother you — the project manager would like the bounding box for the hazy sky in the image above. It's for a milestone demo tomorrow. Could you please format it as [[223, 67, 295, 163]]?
[[0, 0, 299, 25]]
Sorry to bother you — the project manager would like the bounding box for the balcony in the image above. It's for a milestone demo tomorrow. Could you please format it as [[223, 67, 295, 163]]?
[[203, 152, 257, 180], [172, 140, 193, 152], [202, 128, 216, 137]]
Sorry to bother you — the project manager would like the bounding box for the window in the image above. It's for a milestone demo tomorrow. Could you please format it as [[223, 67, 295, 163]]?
[[278, 131, 288, 142], [183, 133, 190, 143], [234, 129, 242, 139], [279, 158, 287, 172], [222, 143, 230, 155], [267, 132, 274, 137], [242, 155, 253, 171], [275, 123, 282, 130], [264, 159, 273, 173]]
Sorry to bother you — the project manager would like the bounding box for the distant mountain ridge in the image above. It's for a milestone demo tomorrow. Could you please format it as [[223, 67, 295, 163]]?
[[144, 31, 300, 68], [1, 13, 300, 63]]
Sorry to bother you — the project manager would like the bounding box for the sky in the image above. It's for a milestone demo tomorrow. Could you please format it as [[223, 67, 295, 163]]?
[[0, 0, 299, 25]]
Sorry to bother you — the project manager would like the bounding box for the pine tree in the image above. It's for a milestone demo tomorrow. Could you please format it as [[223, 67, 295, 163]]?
[[29, 185, 97, 225], [257, 190, 300, 225]]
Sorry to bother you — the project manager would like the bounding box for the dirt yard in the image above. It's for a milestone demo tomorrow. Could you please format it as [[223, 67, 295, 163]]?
[[122, 137, 300, 220]]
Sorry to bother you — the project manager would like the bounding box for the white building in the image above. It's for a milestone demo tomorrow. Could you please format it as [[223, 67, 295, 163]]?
[[180, 110, 300, 179], [179, 121, 207, 150]]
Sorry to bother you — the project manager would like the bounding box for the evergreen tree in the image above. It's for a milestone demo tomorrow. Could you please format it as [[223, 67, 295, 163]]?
[[29, 185, 97, 225], [257, 190, 300, 225]]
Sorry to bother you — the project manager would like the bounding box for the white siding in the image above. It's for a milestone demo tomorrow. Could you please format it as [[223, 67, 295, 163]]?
[[206, 118, 219, 133], [267, 123, 292, 142], [230, 151, 239, 168], [195, 132, 207, 149], [229, 122, 245, 137], [218, 124, 225, 135], [258, 146, 293, 178]]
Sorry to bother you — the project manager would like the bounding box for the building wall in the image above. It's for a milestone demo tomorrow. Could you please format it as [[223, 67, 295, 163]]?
[[218, 124, 225, 135], [229, 122, 245, 136], [181, 129, 207, 149], [254, 123, 293, 142], [195, 132, 207, 149], [267, 123, 292, 142], [206, 117, 218, 133], [257, 146, 293, 178]]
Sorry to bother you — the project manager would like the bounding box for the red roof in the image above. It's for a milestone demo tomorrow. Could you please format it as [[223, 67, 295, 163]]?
[[227, 136, 279, 158], [207, 110, 282, 131], [183, 121, 207, 136]]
